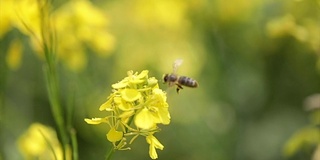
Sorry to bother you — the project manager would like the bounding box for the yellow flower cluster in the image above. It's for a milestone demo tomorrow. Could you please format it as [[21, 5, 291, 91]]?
[[1, 0, 115, 71], [85, 70, 170, 159], [266, 14, 320, 70], [52, 0, 115, 71], [266, 14, 308, 42], [17, 123, 70, 160]]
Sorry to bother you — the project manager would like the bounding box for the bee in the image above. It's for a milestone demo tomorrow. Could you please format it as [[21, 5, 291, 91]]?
[[163, 59, 198, 93]]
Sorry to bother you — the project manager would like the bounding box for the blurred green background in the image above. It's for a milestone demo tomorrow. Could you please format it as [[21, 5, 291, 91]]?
[[1, 0, 320, 159]]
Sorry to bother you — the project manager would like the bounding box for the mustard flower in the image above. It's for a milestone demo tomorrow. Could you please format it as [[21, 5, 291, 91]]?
[[0, 0, 43, 70], [4, 0, 43, 39], [266, 14, 308, 42], [6, 39, 23, 70], [17, 123, 71, 160], [53, 0, 115, 71], [85, 70, 170, 159], [1, 0, 115, 72], [0, 0, 15, 38]]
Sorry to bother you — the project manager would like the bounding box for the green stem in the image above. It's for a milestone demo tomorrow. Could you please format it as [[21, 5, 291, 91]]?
[[38, 0, 69, 159], [67, 87, 78, 160], [0, 34, 7, 160], [70, 128, 78, 160], [44, 62, 68, 158], [125, 116, 134, 133], [105, 146, 115, 160]]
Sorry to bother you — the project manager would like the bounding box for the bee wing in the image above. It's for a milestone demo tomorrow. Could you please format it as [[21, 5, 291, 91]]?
[[173, 59, 183, 73]]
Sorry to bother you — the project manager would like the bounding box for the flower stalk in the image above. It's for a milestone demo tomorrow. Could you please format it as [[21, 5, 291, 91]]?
[[105, 146, 115, 160], [32, 0, 73, 159]]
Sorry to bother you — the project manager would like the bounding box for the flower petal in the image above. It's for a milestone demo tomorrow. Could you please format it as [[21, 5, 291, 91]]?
[[146, 135, 164, 159], [112, 77, 129, 89], [121, 89, 141, 102], [84, 117, 108, 124], [160, 107, 171, 124], [106, 128, 123, 142], [119, 110, 135, 123], [151, 137, 164, 150], [99, 94, 114, 111], [147, 77, 158, 87], [136, 70, 149, 79], [114, 97, 132, 111], [149, 143, 158, 159], [135, 108, 155, 129]]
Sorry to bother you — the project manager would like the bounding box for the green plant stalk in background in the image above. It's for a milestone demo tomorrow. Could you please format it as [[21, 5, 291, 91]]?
[[40, 3, 68, 160], [37, 0, 77, 159]]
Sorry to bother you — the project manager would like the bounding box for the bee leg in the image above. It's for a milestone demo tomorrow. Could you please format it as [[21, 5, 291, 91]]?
[[176, 85, 183, 93]]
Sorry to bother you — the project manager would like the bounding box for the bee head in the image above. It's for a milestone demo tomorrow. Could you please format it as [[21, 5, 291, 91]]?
[[163, 74, 169, 83]]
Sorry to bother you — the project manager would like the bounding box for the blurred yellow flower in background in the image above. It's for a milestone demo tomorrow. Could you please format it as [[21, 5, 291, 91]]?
[[215, 0, 261, 23], [132, 0, 188, 30], [6, 39, 23, 70], [266, 13, 320, 71], [0, 0, 42, 38], [17, 123, 70, 160], [266, 14, 308, 42], [283, 126, 320, 158], [0, 0, 14, 38], [85, 70, 170, 159], [106, 0, 205, 76], [0, 0, 43, 70], [53, 0, 115, 71], [0, 0, 115, 72]]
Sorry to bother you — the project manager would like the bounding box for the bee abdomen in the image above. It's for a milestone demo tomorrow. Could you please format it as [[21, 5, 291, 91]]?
[[178, 76, 198, 88]]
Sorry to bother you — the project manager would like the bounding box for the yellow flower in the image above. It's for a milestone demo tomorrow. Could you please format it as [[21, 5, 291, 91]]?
[[13, 0, 43, 38], [17, 123, 68, 160], [85, 70, 170, 159], [283, 126, 320, 157], [215, 0, 260, 23], [6, 39, 23, 70], [146, 134, 164, 159], [1, 0, 115, 72], [1, 0, 45, 70], [133, 0, 188, 30], [0, 0, 15, 38], [53, 0, 115, 71], [266, 14, 308, 42]]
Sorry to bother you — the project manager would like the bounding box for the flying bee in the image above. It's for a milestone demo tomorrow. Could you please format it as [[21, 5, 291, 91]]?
[[163, 59, 198, 93]]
